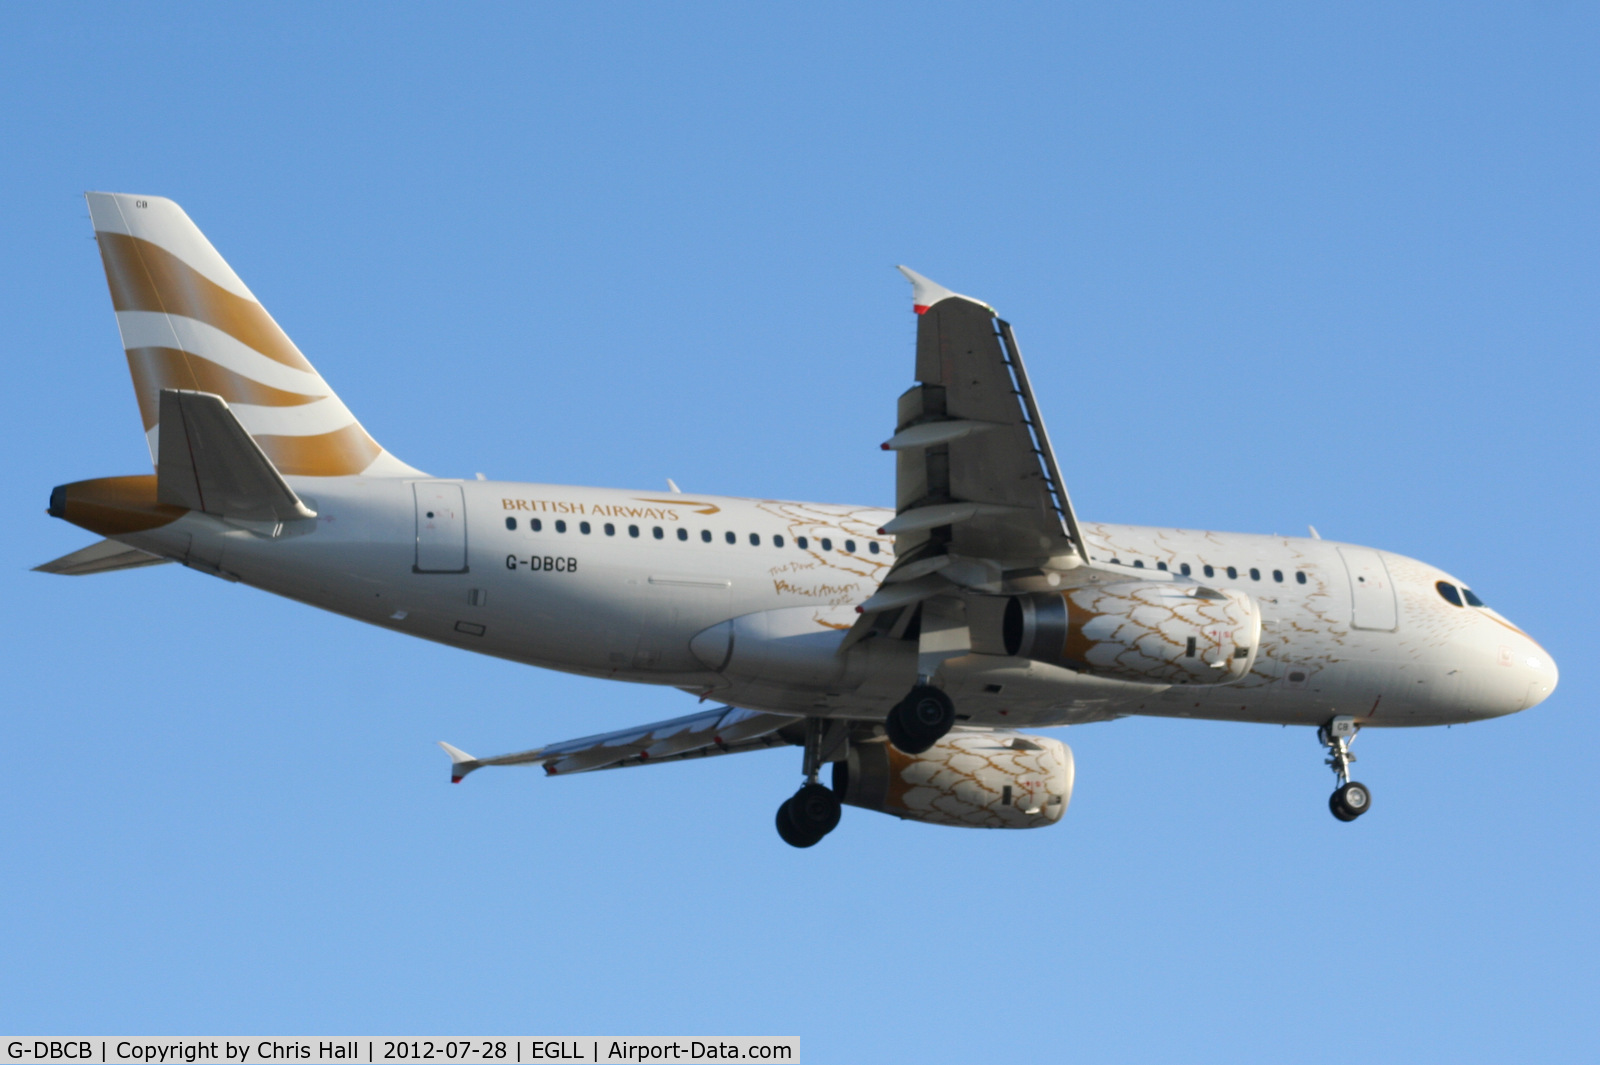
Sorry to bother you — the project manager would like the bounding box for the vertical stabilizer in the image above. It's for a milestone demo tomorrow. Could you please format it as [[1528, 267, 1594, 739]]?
[[86, 192, 421, 477]]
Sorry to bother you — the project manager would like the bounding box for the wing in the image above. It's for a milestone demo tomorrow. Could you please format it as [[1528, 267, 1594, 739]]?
[[885, 267, 1086, 566], [846, 269, 1094, 644], [439, 705, 802, 782]]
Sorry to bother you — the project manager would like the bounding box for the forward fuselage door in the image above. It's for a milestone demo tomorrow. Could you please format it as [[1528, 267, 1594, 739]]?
[[1338, 546, 1396, 631], [413, 482, 468, 573]]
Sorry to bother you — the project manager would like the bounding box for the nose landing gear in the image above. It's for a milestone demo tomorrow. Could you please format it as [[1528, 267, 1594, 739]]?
[[1320, 716, 1372, 822], [775, 717, 847, 848]]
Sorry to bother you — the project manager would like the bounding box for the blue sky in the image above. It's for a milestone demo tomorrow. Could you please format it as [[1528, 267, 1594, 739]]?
[[3, 3, 1596, 1060]]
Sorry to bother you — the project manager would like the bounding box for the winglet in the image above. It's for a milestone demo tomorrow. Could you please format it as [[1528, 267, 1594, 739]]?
[[438, 741, 480, 783], [896, 265, 992, 315]]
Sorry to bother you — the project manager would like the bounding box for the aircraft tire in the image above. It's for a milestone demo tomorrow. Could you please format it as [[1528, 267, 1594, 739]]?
[[788, 782, 842, 837], [775, 798, 823, 848], [1329, 781, 1372, 821], [1337, 781, 1372, 818], [885, 686, 956, 755]]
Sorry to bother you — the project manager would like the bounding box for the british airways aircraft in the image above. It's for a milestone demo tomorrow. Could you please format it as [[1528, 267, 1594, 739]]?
[[40, 193, 1558, 847]]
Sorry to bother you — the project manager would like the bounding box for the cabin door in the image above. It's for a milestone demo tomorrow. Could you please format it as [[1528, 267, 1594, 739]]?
[[1338, 546, 1396, 631]]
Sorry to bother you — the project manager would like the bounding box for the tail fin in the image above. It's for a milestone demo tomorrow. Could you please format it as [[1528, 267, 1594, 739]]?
[[86, 192, 421, 478]]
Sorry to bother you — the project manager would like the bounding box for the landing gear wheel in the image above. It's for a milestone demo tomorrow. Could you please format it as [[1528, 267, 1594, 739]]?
[[1329, 781, 1372, 822], [885, 686, 956, 754], [775, 799, 820, 848], [775, 784, 842, 848], [788, 782, 842, 837]]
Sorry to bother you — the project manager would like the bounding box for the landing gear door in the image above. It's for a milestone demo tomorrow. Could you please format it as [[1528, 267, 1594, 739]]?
[[414, 482, 468, 573], [1338, 546, 1396, 631]]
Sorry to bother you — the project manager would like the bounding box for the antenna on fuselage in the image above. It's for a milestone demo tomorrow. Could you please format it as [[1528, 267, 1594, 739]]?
[[1308, 525, 1322, 540]]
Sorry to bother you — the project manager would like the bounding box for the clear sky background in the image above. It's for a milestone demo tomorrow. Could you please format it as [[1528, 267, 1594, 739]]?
[[3, 3, 1596, 1061]]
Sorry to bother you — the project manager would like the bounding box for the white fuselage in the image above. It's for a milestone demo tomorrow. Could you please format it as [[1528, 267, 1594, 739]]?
[[114, 476, 1557, 732]]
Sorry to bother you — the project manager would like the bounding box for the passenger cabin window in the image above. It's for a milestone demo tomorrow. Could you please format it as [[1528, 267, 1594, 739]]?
[[749, 533, 760, 546], [1180, 563, 1191, 576], [1157, 561, 1168, 571], [555, 520, 566, 533], [1296, 571, 1307, 585], [1249, 568, 1260, 581], [701, 530, 712, 543], [531, 518, 542, 532], [604, 523, 615, 536], [505, 517, 517, 531], [1436, 581, 1463, 607], [869, 542, 880, 554], [774, 534, 785, 548], [1462, 587, 1485, 607], [580, 521, 591, 535], [1133, 560, 1144, 568], [724, 531, 736, 545], [797, 536, 809, 549], [1203, 565, 1214, 578], [1272, 570, 1283, 583], [821, 538, 833, 551], [628, 525, 640, 538], [677, 528, 688, 541], [845, 540, 856, 553], [1226, 566, 1238, 579], [653, 527, 664, 539]]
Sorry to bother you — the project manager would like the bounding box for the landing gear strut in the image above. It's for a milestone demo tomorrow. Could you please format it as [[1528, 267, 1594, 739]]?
[[1320, 716, 1372, 822], [884, 685, 955, 754], [775, 718, 847, 848]]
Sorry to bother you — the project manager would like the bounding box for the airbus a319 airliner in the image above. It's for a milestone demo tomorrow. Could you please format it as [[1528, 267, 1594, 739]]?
[[40, 193, 1558, 846]]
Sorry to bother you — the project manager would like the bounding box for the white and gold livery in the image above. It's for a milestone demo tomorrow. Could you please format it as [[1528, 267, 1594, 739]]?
[[40, 193, 1558, 846]]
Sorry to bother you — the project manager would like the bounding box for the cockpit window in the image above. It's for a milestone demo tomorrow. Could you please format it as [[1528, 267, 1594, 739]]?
[[1462, 587, 1485, 607], [1435, 581, 1463, 607]]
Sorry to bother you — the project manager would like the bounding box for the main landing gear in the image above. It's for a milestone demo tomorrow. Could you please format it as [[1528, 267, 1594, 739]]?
[[773, 686, 957, 847], [1320, 715, 1372, 822], [776, 782, 841, 848], [883, 684, 955, 755], [776, 717, 847, 848]]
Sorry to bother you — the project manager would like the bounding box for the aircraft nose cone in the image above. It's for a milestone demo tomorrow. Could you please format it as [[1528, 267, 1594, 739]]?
[[1519, 636, 1558, 711]]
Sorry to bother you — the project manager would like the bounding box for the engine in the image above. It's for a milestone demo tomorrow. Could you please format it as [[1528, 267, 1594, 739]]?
[[834, 731, 1074, 829], [999, 580, 1261, 685]]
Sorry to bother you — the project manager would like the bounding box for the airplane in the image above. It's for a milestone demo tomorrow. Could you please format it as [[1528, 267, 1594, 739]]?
[[39, 192, 1559, 847]]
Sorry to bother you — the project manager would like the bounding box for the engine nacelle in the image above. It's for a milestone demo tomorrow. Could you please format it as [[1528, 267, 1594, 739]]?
[[1000, 581, 1261, 685], [834, 731, 1074, 829]]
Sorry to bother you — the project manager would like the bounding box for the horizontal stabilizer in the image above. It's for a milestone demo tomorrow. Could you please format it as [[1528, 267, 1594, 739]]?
[[33, 538, 170, 576], [439, 705, 801, 782], [157, 389, 316, 522]]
